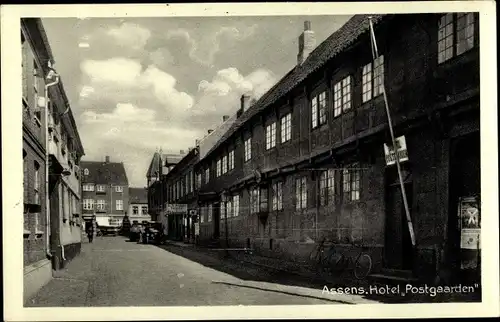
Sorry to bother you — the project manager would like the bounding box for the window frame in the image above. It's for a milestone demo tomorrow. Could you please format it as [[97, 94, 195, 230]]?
[[228, 150, 235, 170], [333, 76, 352, 117], [96, 184, 106, 192], [438, 13, 476, 64], [233, 194, 240, 217], [265, 121, 277, 150], [244, 137, 252, 162], [115, 185, 123, 193], [319, 169, 336, 206], [116, 199, 123, 211], [295, 176, 307, 210], [133, 205, 139, 214], [83, 199, 94, 210], [362, 55, 384, 103], [271, 181, 283, 211], [311, 91, 327, 129], [96, 199, 106, 211], [342, 163, 361, 202], [280, 113, 292, 143]]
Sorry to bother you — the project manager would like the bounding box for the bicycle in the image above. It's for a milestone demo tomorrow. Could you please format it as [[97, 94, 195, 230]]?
[[309, 238, 345, 275], [328, 244, 373, 280]]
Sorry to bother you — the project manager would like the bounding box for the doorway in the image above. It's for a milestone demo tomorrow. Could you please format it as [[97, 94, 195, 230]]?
[[384, 167, 414, 270]]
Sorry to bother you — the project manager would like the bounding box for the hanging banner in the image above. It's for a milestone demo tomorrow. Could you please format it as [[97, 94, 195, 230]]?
[[165, 204, 188, 215], [384, 136, 409, 166], [458, 196, 481, 270]]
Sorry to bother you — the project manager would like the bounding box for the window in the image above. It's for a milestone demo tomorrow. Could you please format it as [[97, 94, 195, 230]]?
[[142, 206, 148, 215], [190, 171, 194, 192], [265, 122, 277, 150], [205, 167, 210, 183], [84, 168, 89, 175], [343, 164, 361, 202], [244, 137, 252, 161], [133, 206, 138, 214], [228, 150, 235, 170], [233, 195, 240, 217], [272, 181, 283, 211], [34, 161, 40, 204], [226, 199, 233, 218], [116, 199, 123, 211], [33, 61, 41, 120], [115, 186, 123, 193], [295, 176, 307, 209], [222, 155, 228, 174], [96, 185, 105, 192], [22, 31, 28, 101], [23, 150, 27, 200], [196, 173, 202, 189], [260, 186, 268, 212], [280, 114, 291, 143], [333, 76, 352, 117], [200, 207, 205, 223], [83, 199, 94, 210], [250, 188, 260, 214], [311, 91, 327, 129], [208, 204, 213, 222], [362, 55, 384, 103], [216, 159, 222, 177], [319, 169, 336, 206], [438, 13, 475, 64], [96, 199, 106, 211], [83, 184, 94, 192]]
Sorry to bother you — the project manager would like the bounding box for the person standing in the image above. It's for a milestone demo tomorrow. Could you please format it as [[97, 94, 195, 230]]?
[[87, 215, 97, 243]]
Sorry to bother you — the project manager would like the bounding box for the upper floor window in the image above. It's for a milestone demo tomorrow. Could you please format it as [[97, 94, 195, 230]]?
[[438, 13, 475, 64], [216, 159, 222, 177], [83, 199, 94, 210], [265, 122, 277, 150], [311, 91, 327, 129], [271, 181, 283, 211], [33, 61, 41, 121], [142, 206, 148, 215], [295, 176, 307, 210], [116, 199, 123, 211], [280, 113, 291, 143], [96, 185, 106, 192], [84, 168, 89, 175], [244, 137, 252, 162], [222, 155, 228, 174], [319, 169, 336, 206], [205, 167, 210, 183], [34, 161, 40, 204], [196, 172, 202, 189], [226, 198, 233, 218], [333, 76, 352, 117], [96, 199, 106, 211], [228, 150, 235, 170], [362, 55, 384, 103], [133, 206, 139, 214], [343, 163, 361, 202], [115, 186, 123, 193], [83, 184, 94, 192]]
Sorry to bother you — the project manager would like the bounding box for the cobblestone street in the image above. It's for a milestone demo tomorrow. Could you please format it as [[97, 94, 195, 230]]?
[[26, 237, 379, 307]]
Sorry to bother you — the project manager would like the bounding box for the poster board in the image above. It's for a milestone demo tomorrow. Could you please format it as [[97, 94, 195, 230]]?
[[458, 196, 481, 270], [384, 135, 409, 166]]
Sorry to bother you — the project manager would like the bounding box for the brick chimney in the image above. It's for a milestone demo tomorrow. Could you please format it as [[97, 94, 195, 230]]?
[[222, 115, 230, 122], [105, 155, 110, 163], [297, 21, 316, 66], [240, 94, 251, 112]]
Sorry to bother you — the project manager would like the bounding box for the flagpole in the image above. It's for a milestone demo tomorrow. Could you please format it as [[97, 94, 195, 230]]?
[[368, 17, 416, 247]]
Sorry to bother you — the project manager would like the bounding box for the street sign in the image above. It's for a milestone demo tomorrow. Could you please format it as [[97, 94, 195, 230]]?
[[165, 203, 188, 214], [384, 136, 409, 166]]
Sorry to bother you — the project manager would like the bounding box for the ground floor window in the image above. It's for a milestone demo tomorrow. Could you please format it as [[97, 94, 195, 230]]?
[[343, 163, 361, 201]]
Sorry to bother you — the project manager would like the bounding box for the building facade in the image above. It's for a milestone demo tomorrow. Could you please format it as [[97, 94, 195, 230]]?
[[128, 187, 151, 224], [193, 14, 480, 283], [146, 151, 184, 222], [80, 156, 129, 233], [22, 18, 86, 301]]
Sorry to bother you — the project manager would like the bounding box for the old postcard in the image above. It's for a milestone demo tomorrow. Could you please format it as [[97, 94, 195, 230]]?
[[1, 1, 498, 321]]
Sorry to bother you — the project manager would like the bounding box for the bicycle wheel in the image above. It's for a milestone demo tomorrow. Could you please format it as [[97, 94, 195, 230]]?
[[326, 250, 347, 274], [354, 253, 373, 279]]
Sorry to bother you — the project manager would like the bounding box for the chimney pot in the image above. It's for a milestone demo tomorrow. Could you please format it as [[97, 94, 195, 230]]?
[[304, 20, 311, 31], [222, 115, 230, 122], [240, 94, 251, 112], [297, 20, 316, 66]]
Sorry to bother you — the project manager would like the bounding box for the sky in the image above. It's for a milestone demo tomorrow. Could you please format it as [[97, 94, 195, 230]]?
[[41, 15, 351, 188]]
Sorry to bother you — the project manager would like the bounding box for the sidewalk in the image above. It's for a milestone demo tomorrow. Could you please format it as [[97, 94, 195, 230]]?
[[162, 242, 482, 304]]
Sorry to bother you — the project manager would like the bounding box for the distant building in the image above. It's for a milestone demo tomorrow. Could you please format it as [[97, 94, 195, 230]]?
[[22, 18, 85, 301], [128, 187, 151, 224], [80, 156, 129, 234], [146, 151, 184, 222]]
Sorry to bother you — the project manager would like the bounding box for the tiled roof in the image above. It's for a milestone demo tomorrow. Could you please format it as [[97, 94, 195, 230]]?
[[146, 152, 186, 179], [162, 153, 185, 166], [129, 187, 147, 204], [81, 161, 129, 185], [205, 14, 388, 158]]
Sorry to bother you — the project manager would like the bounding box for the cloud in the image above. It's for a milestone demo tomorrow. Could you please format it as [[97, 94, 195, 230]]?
[[106, 23, 152, 51], [79, 57, 194, 117], [166, 24, 258, 67]]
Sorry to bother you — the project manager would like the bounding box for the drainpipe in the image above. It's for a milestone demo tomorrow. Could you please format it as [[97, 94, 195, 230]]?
[[45, 68, 60, 259]]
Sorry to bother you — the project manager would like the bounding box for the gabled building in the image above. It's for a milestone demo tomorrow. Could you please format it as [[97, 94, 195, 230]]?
[[128, 187, 151, 224], [80, 156, 129, 233], [195, 14, 480, 283], [146, 151, 185, 222], [22, 18, 86, 301]]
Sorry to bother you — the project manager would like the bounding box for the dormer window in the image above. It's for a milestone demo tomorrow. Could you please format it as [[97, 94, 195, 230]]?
[[84, 168, 89, 175]]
